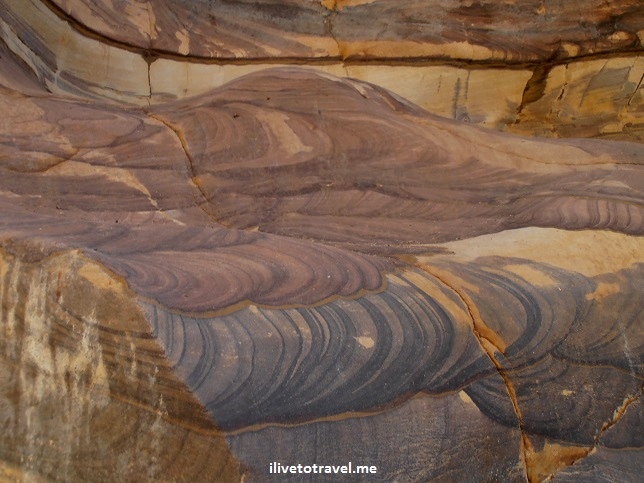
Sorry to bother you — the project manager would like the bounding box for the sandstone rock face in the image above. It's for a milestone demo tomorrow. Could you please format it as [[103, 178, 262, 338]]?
[[1, 1, 642, 482], [2, 0, 642, 138]]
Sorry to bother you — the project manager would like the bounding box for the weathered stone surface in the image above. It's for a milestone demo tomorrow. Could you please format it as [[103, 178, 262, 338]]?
[[0, 249, 239, 481], [1, 1, 643, 482], [228, 391, 525, 482], [1, 0, 641, 139], [45, 0, 644, 62], [510, 56, 644, 141]]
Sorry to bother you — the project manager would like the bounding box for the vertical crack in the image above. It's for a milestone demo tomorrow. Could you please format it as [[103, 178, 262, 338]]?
[[145, 1, 155, 106], [546, 63, 569, 120], [145, 113, 220, 225], [626, 72, 643, 108], [321, 1, 349, 76], [556, 64, 569, 102], [419, 262, 643, 482], [416, 264, 532, 483], [577, 59, 608, 109], [516, 64, 552, 118], [146, 58, 152, 107]]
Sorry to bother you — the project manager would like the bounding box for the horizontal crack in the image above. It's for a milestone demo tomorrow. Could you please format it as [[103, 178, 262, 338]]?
[[546, 387, 643, 482], [594, 387, 642, 443], [39, 0, 643, 71]]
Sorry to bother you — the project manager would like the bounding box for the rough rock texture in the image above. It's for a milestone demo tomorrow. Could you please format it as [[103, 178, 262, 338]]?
[[1, 1, 643, 482], [1, 0, 642, 139]]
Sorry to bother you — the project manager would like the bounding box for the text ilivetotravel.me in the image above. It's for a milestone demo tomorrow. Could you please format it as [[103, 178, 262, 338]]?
[[269, 462, 377, 475]]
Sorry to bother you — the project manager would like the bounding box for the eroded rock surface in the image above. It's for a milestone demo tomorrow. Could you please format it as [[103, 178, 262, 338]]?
[[1, 2, 643, 482], [1, 0, 641, 139]]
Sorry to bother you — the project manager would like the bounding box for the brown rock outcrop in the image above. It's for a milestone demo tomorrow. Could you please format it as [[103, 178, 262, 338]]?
[[1, 2, 642, 482]]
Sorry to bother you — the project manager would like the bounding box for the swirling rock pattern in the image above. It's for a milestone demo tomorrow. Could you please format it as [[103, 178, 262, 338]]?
[[1, 7, 643, 482], [150, 68, 644, 254]]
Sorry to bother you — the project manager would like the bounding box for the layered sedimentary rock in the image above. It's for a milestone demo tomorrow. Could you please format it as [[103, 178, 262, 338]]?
[[1, 1, 643, 482], [1, 0, 642, 138]]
